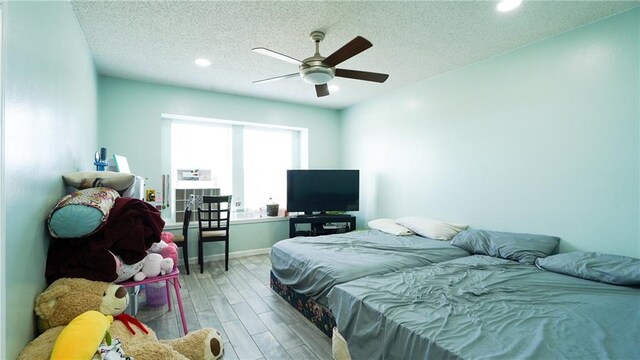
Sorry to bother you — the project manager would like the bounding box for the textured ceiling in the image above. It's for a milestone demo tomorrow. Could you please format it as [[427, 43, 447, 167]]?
[[71, 1, 639, 109]]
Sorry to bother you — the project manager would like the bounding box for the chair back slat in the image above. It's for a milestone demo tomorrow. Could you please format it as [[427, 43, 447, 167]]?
[[198, 195, 232, 233], [182, 208, 192, 237]]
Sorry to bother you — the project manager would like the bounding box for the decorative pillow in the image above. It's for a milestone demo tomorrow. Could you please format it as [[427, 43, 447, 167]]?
[[395, 216, 467, 240], [535, 251, 640, 285], [62, 171, 135, 193], [451, 228, 560, 264], [48, 187, 120, 238], [368, 218, 413, 236]]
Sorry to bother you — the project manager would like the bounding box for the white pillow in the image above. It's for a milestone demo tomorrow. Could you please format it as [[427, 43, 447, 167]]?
[[62, 171, 135, 192], [396, 216, 467, 240], [368, 218, 414, 236]]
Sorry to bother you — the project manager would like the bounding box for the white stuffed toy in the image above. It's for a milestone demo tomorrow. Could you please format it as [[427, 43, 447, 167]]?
[[133, 253, 174, 281], [160, 258, 173, 275], [147, 240, 168, 254]]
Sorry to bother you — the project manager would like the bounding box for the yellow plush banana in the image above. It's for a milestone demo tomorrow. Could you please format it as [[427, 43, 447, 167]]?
[[51, 310, 113, 360]]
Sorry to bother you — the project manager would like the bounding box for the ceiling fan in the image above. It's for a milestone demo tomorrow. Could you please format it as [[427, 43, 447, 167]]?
[[252, 31, 389, 97]]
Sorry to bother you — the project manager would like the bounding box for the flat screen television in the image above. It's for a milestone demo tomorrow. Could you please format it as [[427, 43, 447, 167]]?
[[287, 169, 359, 214]]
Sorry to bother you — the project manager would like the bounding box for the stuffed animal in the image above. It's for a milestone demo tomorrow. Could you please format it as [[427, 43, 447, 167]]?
[[148, 239, 168, 253], [50, 310, 114, 360], [161, 242, 179, 270], [114, 256, 145, 283], [161, 231, 175, 244], [17, 278, 223, 360], [133, 253, 174, 281], [161, 258, 174, 274], [150, 236, 179, 272]]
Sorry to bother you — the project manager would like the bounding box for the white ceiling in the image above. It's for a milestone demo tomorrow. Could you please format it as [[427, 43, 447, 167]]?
[[71, 1, 639, 110]]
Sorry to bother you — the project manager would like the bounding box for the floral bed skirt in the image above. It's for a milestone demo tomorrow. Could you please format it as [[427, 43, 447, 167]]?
[[269, 271, 336, 337]]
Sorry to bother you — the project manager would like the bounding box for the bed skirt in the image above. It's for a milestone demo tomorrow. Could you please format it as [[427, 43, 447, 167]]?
[[269, 271, 336, 337]]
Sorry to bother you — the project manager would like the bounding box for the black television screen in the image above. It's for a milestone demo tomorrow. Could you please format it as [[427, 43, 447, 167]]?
[[287, 170, 359, 214]]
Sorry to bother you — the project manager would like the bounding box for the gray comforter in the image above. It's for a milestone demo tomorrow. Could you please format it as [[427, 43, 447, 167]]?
[[328, 255, 640, 360], [270, 230, 470, 306]]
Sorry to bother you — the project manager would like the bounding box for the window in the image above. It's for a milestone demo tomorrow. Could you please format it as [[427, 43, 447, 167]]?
[[171, 121, 232, 195], [163, 114, 306, 222], [243, 127, 292, 212]]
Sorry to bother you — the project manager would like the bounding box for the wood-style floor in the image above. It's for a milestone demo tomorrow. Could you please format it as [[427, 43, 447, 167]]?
[[135, 254, 333, 360]]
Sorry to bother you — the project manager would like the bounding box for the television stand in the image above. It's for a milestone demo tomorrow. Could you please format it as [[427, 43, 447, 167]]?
[[296, 212, 352, 218], [289, 214, 356, 238]]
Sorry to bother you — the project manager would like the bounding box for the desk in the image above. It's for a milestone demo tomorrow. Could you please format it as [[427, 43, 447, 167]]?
[[120, 268, 188, 334]]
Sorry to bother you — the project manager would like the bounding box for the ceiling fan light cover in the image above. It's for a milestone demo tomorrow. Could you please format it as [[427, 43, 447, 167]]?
[[300, 66, 334, 85]]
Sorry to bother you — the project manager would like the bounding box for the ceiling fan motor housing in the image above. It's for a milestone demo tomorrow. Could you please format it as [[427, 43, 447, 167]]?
[[299, 31, 334, 85], [300, 58, 335, 85]]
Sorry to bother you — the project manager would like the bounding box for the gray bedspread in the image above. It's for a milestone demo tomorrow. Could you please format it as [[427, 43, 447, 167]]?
[[270, 230, 470, 306], [328, 255, 640, 360]]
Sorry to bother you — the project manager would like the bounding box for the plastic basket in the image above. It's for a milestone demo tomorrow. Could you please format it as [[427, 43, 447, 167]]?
[[145, 282, 168, 307]]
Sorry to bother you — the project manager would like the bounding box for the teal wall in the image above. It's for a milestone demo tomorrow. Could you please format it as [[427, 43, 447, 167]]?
[[341, 8, 640, 257], [165, 219, 290, 270], [98, 76, 341, 258], [4, 5, 638, 357], [4, 1, 98, 358]]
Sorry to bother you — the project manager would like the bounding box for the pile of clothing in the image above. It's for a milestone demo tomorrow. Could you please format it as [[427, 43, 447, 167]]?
[[45, 182, 165, 284]]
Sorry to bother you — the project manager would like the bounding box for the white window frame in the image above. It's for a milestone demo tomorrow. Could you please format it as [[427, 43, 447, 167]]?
[[161, 113, 308, 223]]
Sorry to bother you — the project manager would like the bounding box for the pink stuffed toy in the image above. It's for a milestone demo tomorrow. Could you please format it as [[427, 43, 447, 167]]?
[[161, 232, 175, 244], [161, 243, 178, 271], [159, 232, 178, 270]]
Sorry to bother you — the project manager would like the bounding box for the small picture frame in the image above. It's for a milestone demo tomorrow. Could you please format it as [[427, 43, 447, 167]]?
[[145, 189, 156, 202]]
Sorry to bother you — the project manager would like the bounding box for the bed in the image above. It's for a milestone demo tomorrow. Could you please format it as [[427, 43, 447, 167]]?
[[270, 229, 470, 335], [327, 255, 640, 359]]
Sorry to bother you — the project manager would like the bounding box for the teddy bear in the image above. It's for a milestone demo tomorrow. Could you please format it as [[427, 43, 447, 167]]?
[[133, 252, 174, 281], [17, 277, 223, 360]]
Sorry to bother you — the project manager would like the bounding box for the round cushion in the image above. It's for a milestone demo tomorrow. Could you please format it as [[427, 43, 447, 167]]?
[[49, 205, 104, 238], [48, 187, 120, 238]]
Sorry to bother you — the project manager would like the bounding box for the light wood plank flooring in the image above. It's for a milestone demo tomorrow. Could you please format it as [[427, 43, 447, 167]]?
[[135, 254, 332, 360]]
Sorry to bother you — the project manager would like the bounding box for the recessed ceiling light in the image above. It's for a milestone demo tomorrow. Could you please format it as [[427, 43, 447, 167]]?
[[329, 84, 340, 92], [497, 0, 522, 12], [194, 58, 211, 67]]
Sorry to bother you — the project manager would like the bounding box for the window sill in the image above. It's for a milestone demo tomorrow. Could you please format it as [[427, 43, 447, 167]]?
[[163, 215, 289, 230]]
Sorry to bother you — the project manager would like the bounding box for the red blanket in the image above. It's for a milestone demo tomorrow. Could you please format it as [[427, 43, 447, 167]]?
[[46, 197, 165, 283]]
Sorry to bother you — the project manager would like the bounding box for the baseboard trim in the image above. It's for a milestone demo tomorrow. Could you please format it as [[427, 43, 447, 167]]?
[[186, 247, 271, 264]]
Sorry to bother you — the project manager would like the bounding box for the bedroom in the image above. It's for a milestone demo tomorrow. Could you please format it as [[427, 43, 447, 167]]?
[[2, 1, 639, 359]]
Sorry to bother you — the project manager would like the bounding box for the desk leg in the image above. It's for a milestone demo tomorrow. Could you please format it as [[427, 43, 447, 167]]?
[[173, 277, 189, 335], [166, 279, 172, 312]]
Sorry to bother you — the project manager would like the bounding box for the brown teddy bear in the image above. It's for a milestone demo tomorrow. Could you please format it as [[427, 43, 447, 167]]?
[[18, 277, 223, 360]]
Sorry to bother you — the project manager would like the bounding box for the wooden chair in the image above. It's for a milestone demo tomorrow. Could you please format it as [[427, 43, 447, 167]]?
[[198, 195, 232, 272], [173, 207, 192, 275]]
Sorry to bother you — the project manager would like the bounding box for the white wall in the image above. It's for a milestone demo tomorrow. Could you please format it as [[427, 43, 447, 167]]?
[[3, 2, 98, 358], [341, 8, 639, 257]]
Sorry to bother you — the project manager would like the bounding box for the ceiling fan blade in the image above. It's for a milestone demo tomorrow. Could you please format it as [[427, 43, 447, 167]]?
[[315, 84, 330, 97], [335, 68, 389, 83], [252, 47, 302, 65], [322, 36, 372, 67], [253, 73, 299, 84]]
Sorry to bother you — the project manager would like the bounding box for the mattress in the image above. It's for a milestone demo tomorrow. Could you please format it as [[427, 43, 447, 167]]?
[[327, 255, 640, 360], [270, 229, 469, 306]]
